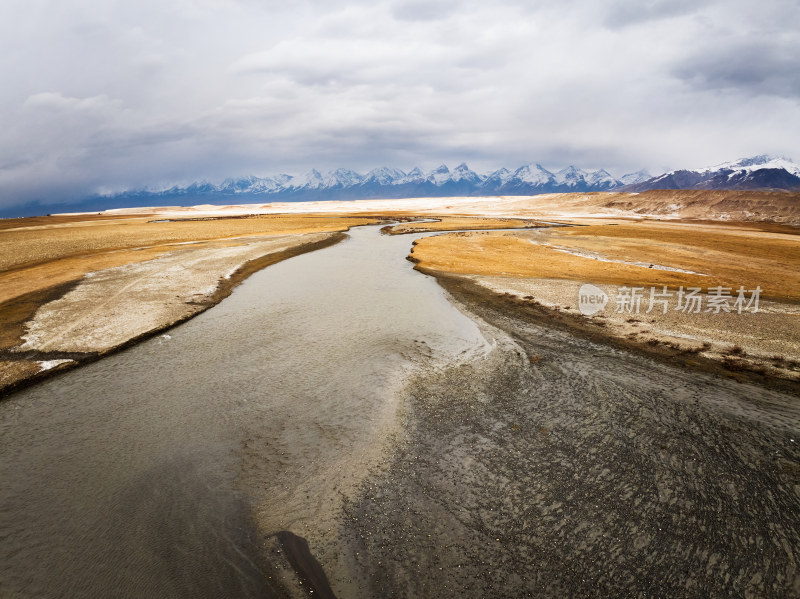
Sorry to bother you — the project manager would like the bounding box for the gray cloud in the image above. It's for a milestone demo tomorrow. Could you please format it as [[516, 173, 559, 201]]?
[[0, 0, 798, 209], [391, 0, 460, 22], [675, 41, 800, 98], [602, 0, 712, 28]]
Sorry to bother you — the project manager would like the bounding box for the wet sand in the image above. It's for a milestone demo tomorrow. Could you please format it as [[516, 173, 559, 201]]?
[[338, 273, 800, 598]]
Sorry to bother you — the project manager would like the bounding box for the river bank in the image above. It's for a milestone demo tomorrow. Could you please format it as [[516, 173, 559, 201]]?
[[0, 231, 347, 397], [405, 219, 800, 385], [423, 272, 800, 395]]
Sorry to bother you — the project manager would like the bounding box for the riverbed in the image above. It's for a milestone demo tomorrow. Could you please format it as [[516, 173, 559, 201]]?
[[1, 223, 799, 598], [0, 225, 487, 597]]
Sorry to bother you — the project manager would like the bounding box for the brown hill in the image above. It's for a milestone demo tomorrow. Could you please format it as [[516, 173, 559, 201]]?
[[596, 189, 800, 224]]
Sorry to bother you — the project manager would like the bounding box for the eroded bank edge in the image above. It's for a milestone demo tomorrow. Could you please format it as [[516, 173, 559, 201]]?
[[413, 263, 800, 397]]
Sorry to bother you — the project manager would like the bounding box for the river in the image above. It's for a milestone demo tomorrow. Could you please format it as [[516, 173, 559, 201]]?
[[0, 225, 486, 598]]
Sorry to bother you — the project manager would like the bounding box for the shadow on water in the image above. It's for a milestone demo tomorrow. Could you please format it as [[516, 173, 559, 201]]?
[[0, 447, 284, 598], [275, 531, 338, 599], [99, 455, 278, 599]]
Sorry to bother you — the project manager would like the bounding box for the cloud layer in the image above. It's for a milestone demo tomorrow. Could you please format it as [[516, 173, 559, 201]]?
[[1, 0, 798, 207]]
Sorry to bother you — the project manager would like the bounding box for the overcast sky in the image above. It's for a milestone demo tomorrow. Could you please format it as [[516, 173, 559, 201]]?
[[1, 0, 798, 206]]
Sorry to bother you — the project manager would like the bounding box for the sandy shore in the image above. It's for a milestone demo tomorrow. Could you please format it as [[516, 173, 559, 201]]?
[[472, 275, 800, 383]]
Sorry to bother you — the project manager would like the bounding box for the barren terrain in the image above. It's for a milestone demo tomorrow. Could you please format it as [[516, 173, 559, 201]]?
[[99, 189, 800, 224]]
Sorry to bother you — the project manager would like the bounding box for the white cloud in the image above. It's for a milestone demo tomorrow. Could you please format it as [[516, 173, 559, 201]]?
[[24, 92, 122, 112]]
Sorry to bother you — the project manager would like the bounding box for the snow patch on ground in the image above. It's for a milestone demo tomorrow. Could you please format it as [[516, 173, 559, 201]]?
[[37, 359, 73, 372]]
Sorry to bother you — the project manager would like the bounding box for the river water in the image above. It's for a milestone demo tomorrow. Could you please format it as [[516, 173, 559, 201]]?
[[0, 225, 488, 598]]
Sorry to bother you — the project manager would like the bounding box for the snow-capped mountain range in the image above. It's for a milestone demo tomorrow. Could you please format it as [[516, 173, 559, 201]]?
[[21, 155, 791, 218], [623, 155, 800, 192], [119, 163, 652, 203], [114, 156, 799, 206]]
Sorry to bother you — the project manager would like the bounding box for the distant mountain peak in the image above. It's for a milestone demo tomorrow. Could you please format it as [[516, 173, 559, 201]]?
[[719, 154, 787, 168], [449, 162, 481, 184], [554, 166, 587, 185], [587, 169, 618, 186], [513, 163, 555, 186], [428, 164, 453, 185], [363, 166, 406, 185], [698, 155, 800, 177], [618, 169, 652, 186], [625, 155, 800, 192]]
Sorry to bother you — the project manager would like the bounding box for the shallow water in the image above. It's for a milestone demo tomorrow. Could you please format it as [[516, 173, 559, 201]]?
[[0, 225, 486, 598]]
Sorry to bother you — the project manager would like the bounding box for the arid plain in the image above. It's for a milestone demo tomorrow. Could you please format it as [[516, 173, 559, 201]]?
[[1, 189, 798, 395]]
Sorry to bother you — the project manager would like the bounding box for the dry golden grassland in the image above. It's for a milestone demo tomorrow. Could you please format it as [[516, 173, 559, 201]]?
[[410, 219, 800, 302], [410, 218, 800, 382], [0, 213, 378, 303]]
